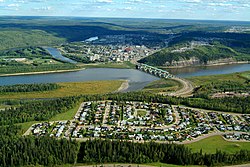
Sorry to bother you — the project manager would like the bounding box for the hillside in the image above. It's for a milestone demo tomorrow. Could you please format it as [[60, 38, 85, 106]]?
[[138, 42, 249, 67], [0, 29, 65, 51]]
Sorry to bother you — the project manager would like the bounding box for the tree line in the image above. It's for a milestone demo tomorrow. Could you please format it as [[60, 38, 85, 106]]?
[[194, 80, 250, 99], [1, 91, 249, 126], [0, 83, 60, 93]]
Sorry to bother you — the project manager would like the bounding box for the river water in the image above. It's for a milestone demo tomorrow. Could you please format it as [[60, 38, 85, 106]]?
[[44, 47, 77, 64], [169, 63, 250, 78], [1, 63, 250, 91]]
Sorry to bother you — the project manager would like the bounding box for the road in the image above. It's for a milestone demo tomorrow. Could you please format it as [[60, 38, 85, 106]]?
[[163, 77, 194, 97]]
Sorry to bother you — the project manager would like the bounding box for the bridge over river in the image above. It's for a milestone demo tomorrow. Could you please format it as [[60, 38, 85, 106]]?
[[136, 63, 194, 97], [136, 63, 173, 79]]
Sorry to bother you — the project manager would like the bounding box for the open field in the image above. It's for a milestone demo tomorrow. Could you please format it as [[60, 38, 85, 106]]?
[[17, 121, 39, 135], [0, 80, 123, 99], [241, 72, 250, 80], [186, 135, 250, 154], [187, 71, 250, 86], [49, 102, 81, 121]]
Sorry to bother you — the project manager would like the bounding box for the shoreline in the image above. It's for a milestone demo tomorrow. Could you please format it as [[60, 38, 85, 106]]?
[[0, 68, 85, 77], [114, 80, 129, 93], [165, 61, 249, 69]]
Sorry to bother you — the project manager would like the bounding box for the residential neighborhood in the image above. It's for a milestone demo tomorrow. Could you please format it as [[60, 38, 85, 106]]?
[[28, 101, 250, 143]]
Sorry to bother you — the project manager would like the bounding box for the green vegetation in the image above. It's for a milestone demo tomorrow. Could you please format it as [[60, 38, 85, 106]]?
[[186, 135, 250, 154], [0, 97, 80, 125], [0, 80, 123, 99], [194, 81, 250, 98], [76, 139, 249, 166], [82, 61, 136, 69], [139, 42, 249, 66], [63, 53, 91, 63], [0, 83, 60, 93], [0, 46, 80, 74], [188, 72, 248, 86], [137, 110, 147, 117], [143, 79, 182, 93], [0, 29, 65, 51], [1, 92, 250, 167], [49, 102, 81, 121]]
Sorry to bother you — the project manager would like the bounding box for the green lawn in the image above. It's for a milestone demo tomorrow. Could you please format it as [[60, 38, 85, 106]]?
[[241, 71, 250, 80], [49, 102, 81, 121], [186, 135, 250, 154], [16, 121, 39, 135], [137, 109, 147, 117], [0, 80, 123, 99]]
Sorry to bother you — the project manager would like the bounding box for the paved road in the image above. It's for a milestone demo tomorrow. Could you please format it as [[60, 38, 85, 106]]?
[[169, 77, 194, 97]]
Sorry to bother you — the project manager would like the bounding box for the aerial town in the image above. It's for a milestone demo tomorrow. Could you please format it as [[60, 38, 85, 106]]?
[[27, 101, 250, 143], [57, 34, 165, 63]]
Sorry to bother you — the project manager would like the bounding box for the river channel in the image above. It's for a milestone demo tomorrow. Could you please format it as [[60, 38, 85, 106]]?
[[1, 63, 250, 91]]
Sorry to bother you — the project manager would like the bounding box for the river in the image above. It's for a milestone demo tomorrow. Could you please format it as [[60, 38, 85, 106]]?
[[169, 63, 250, 78], [44, 47, 77, 64], [1, 63, 250, 91]]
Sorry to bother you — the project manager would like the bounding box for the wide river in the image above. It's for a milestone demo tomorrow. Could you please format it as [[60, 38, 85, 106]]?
[[1, 63, 250, 91]]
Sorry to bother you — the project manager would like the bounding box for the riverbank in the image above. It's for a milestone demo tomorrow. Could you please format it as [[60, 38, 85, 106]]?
[[164, 61, 249, 69], [114, 80, 129, 92], [0, 68, 84, 77]]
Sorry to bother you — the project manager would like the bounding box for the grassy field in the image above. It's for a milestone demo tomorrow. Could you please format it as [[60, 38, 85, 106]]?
[[16, 121, 39, 135], [49, 102, 81, 121], [143, 79, 182, 93], [186, 135, 250, 154], [241, 71, 250, 80], [81, 61, 136, 69], [0, 80, 123, 99], [187, 71, 250, 86]]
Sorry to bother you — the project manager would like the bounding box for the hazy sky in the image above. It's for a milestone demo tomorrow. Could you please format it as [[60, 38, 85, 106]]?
[[0, 0, 249, 21]]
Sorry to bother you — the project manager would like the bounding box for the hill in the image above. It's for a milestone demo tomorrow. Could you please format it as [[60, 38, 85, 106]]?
[[0, 29, 65, 51], [138, 41, 249, 67]]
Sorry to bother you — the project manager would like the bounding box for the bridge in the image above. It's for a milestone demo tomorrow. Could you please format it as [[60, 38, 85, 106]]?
[[136, 63, 173, 79]]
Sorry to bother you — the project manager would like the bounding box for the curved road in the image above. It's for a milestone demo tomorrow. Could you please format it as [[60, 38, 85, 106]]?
[[162, 77, 194, 97]]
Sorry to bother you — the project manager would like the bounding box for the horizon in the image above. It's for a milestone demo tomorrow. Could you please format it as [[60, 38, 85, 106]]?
[[0, 0, 249, 21], [1, 15, 250, 23]]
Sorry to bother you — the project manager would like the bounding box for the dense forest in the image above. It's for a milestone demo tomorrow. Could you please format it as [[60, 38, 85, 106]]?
[[0, 83, 60, 93], [139, 42, 247, 66], [0, 96, 80, 125], [0, 130, 249, 167], [77, 139, 250, 166], [0, 29, 65, 51], [0, 64, 79, 74], [194, 81, 250, 98], [0, 47, 51, 58]]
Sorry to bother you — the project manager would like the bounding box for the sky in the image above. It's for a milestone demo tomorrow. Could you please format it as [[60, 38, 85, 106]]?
[[0, 0, 250, 21]]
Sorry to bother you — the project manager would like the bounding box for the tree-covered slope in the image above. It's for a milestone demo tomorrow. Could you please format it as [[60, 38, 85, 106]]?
[[0, 29, 65, 51], [139, 42, 248, 66]]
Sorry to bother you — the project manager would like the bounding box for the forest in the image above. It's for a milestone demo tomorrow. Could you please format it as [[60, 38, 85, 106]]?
[[0, 83, 60, 93], [0, 128, 249, 167], [193, 80, 250, 99], [0, 64, 79, 74], [139, 42, 248, 66]]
